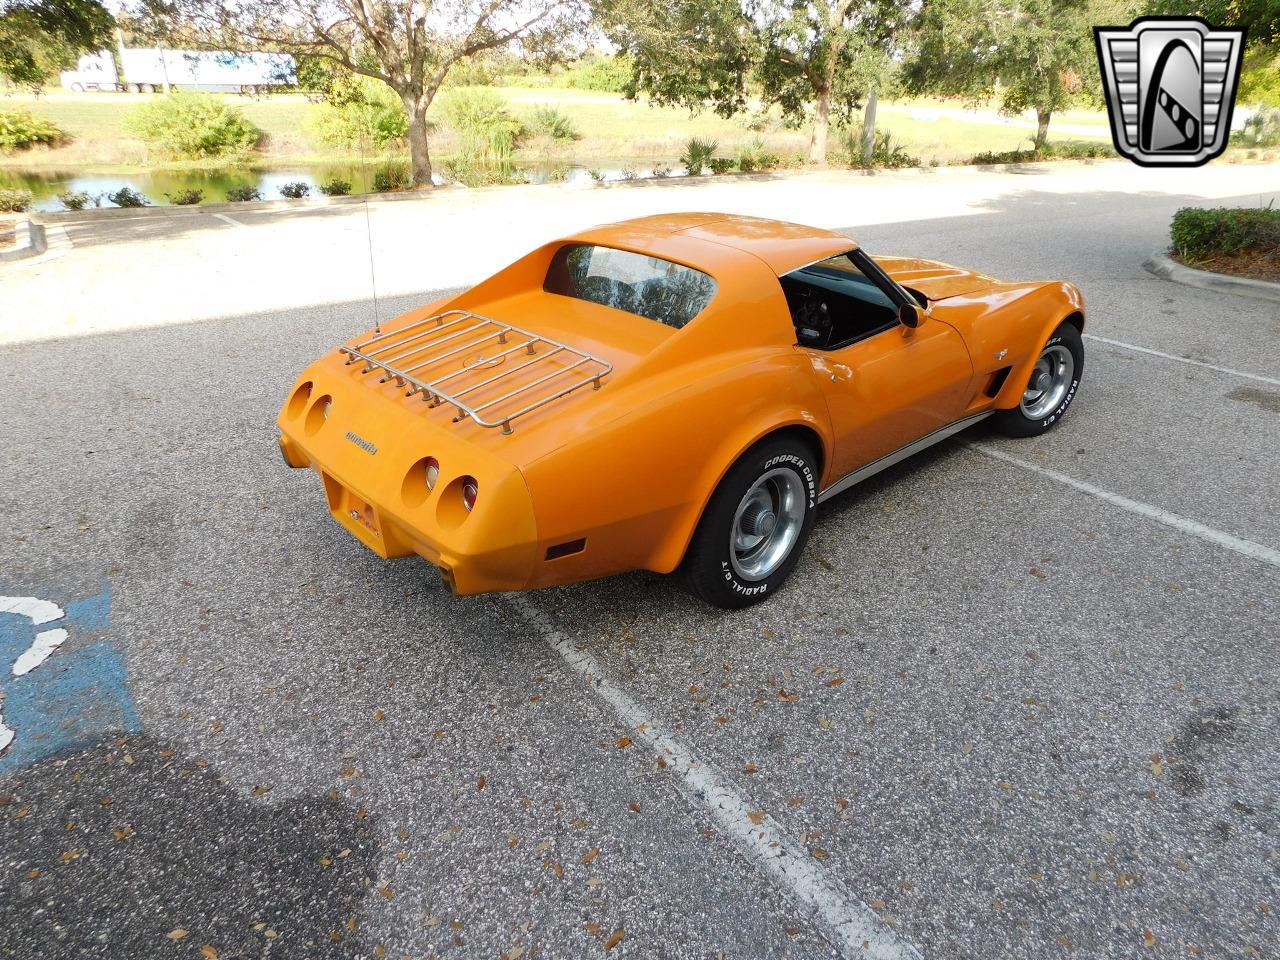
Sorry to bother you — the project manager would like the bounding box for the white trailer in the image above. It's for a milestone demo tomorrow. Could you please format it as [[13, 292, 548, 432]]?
[[60, 47, 296, 94]]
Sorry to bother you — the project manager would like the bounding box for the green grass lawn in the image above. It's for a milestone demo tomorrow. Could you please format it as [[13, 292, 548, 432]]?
[[0, 87, 1113, 171]]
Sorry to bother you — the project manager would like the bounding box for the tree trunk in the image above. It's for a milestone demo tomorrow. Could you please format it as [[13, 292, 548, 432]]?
[[1034, 108, 1051, 151], [809, 84, 832, 165], [861, 88, 878, 164], [405, 97, 433, 188]]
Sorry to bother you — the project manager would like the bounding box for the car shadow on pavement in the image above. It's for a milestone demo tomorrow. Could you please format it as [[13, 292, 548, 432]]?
[[0, 733, 381, 960]]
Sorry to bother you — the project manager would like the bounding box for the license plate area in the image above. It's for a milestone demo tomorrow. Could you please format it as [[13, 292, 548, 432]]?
[[322, 473, 381, 539]]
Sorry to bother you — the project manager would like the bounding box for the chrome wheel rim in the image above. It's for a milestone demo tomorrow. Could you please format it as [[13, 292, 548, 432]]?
[[1020, 344, 1074, 419], [730, 468, 805, 581]]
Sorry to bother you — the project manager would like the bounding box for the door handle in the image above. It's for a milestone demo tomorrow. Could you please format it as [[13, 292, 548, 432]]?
[[829, 363, 853, 382]]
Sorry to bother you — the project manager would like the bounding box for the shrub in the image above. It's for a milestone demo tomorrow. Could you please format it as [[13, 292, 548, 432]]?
[[707, 157, 734, 174], [848, 130, 919, 169], [441, 157, 520, 187], [561, 55, 632, 93], [587, 168, 606, 183], [372, 158, 410, 191], [0, 108, 65, 151], [318, 177, 352, 196], [440, 88, 522, 184], [306, 78, 410, 149], [225, 185, 262, 202], [1233, 109, 1280, 147], [106, 187, 148, 208], [0, 187, 33, 212], [125, 92, 262, 160], [651, 164, 671, 178], [59, 190, 96, 210], [681, 137, 717, 175], [527, 107, 581, 142], [736, 137, 780, 173], [280, 181, 310, 199], [165, 189, 203, 205], [620, 166, 637, 181], [1169, 205, 1280, 260], [969, 140, 1112, 164]]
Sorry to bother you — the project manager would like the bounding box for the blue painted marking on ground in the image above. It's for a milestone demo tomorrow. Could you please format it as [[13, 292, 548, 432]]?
[[0, 584, 140, 776]]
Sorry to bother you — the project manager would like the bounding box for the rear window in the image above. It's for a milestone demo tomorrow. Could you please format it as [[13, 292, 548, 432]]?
[[545, 243, 717, 329]]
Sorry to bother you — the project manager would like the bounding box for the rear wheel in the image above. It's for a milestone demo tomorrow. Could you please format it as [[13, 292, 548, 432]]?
[[994, 321, 1084, 437], [685, 436, 818, 609]]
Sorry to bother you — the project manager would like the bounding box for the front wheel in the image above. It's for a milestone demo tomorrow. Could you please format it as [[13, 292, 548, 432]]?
[[994, 321, 1084, 437], [685, 436, 818, 609]]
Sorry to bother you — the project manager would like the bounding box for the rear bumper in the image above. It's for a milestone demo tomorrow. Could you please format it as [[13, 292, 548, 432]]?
[[277, 391, 539, 596]]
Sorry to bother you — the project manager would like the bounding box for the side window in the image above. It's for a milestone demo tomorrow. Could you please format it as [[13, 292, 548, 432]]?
[[781, 253, 900, 350]]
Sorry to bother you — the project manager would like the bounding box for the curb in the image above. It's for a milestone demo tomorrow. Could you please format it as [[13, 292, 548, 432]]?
[[0, 220, 47, 263], [1143, 250, 1280, 304]]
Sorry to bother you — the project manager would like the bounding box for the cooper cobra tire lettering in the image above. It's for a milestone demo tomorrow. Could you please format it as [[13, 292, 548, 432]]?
[[689, 439, 818, 608]]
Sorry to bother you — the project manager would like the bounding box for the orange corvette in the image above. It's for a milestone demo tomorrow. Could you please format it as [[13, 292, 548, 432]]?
[[278, 213, 1084, 607]]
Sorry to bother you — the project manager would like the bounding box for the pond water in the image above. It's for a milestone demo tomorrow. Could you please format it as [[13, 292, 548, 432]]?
[[0, 161, 683, 211]]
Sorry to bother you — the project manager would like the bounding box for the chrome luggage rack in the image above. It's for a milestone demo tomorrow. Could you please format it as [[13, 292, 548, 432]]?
[[339, 310, 612, 434]]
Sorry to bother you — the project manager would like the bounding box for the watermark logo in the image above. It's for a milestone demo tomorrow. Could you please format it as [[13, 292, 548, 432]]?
[[1094, 16, 1246, 166]]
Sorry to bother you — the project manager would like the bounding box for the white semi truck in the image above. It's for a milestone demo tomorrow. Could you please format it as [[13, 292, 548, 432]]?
[[60, 47, 296, 94]]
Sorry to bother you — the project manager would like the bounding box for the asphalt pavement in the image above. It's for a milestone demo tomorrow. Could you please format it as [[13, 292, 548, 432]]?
[[1, 161, 1277, 960]]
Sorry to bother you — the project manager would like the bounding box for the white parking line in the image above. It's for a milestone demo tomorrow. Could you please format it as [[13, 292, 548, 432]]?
[[1084, 334, 1280, 387], [503, 594, 923, 960], [969, 443, 1280, 569], [212, 212, 245, 228]]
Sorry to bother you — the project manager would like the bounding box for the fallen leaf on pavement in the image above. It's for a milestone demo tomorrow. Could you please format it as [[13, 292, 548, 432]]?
[[582, 849, 600, 864], [616, 736, 632, 749], [167, 929, 188, 941], [604, 929, 625, 951]]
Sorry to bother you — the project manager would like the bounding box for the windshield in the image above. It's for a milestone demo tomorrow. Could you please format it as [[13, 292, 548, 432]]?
[[545, 243, 717, 329]]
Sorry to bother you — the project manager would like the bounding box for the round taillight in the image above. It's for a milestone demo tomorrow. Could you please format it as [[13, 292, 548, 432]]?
[[461, 476, 478, 512], [424, 457, 440, 491]]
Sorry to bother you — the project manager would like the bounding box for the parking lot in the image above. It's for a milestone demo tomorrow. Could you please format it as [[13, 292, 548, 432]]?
[[1, 161, 1278, 959]]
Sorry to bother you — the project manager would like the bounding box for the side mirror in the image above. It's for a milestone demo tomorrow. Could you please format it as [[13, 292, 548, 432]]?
[[898, 301, 925, 328]]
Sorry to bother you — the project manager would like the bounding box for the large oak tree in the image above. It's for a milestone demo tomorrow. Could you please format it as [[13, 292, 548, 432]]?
[[598, 0, 903, 164], [907, 0, 1132, 149], [151, 0, 585, 185]]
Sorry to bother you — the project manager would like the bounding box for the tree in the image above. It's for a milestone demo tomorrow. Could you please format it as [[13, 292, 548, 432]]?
[[1148, 0, 1280, 109], [153, 0, 586, 186], [907, 0, 1129, 150], [598, 0, 905, 165], [0, 0, 114, 92], [1148, 0, 1279, 45]]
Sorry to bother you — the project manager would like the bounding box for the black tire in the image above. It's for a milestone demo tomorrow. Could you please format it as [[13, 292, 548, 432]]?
[[685, 435, 819, 609], [994, 320, 1084, 438]]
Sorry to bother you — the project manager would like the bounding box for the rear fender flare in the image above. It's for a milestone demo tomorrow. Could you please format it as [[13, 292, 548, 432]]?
[[647, 411, 832, 573]]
